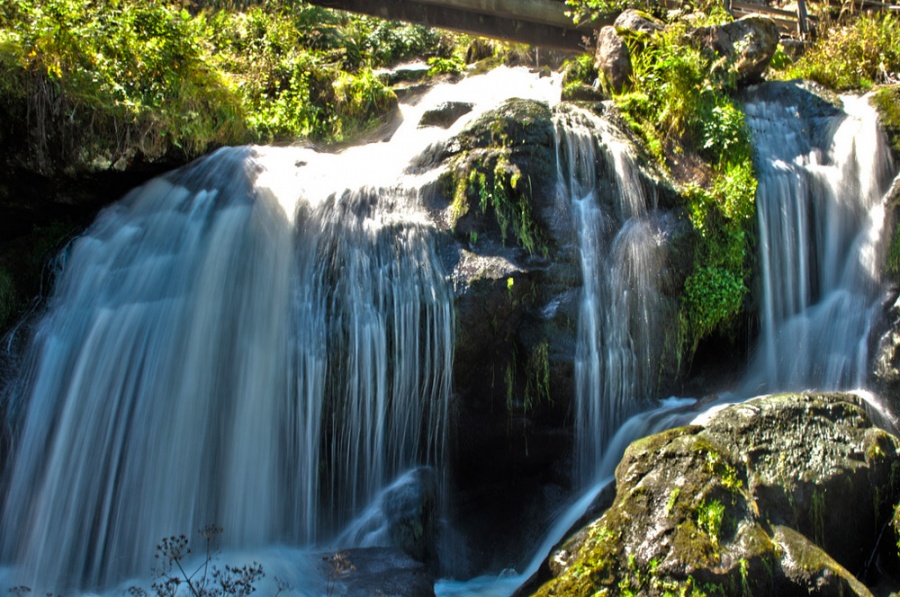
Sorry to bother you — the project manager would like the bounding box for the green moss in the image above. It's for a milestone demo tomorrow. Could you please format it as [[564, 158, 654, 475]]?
[[448, 101, 554, 255], [872, 86, 900, 164], [697, 498, 725, 547]]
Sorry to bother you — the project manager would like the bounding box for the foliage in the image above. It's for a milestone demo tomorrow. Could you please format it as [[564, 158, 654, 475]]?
[[696, 498, 725, 546], [872, 86, 900, 163], [0, 0, 462, 170], [453, 153, 546, 255], [781, 12, 900, 91], [450, 101, 554, 256], [427, 55, 464, 77], [561, 52, 599, 99], [564, 0, 654, 25], [0, 0, 245, 168], [605, 21, 757, 350], [524, 340, 551, 412]]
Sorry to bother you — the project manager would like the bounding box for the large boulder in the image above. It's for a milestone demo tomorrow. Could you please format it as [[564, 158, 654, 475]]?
[[594, 26, 632, 94], [614, 9, 664, 36], [416, 97, 693, 576], [532, 393, 900, 595], [691, 15, 780, 85]]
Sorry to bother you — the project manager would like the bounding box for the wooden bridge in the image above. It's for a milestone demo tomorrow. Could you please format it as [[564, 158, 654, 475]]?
[[306, 0, 899, 50], [305, 0, 597, 51]]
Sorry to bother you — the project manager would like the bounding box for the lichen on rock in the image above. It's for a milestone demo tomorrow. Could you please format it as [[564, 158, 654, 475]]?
[[532, 393, 900, 596]]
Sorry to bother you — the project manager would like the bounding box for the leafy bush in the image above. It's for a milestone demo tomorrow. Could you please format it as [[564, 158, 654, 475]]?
[[607, 21, 757, 348], [564, 0, 653, 24], [783, 12, 900, 91], [0, 0, 463, 168]]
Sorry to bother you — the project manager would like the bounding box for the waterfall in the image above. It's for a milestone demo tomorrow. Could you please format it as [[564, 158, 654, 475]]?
[[553, 106, 664, 483], [0, 146, 453, 591], [0, 66, 565, 593], [742, 91, 895, 393], [437, 85, 897, 597]]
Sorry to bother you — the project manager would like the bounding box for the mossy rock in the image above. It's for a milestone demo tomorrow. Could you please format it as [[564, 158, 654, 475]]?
[[441, 98, 556, 255], [872, 85, 900, 165], [532, 393, 900, 596]]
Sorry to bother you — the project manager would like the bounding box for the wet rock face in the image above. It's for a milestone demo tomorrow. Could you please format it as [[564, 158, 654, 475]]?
[[873, 175, 900, 396], [614, 9, 664, 35], [532, 393, 900, 596], [418, 101, 474, 129], [421, 97, 694, 576]]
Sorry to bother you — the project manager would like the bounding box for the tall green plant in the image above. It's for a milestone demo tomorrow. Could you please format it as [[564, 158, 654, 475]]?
[[782, 12, 900, 91], [611, 21, 757, 350]]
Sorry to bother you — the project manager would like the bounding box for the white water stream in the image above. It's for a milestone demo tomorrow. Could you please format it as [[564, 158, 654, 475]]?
[[0, 67, 557, 594]]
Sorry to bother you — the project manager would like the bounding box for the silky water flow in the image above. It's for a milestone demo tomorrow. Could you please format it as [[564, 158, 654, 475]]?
[[437, 84, 897, 596], [0, 67, 896, 597]]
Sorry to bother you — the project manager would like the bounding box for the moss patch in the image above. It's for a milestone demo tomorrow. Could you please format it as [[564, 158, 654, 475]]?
[[536, 393, 900, 596], [447, 99, 555, 255], [872, 86, 900, 165]]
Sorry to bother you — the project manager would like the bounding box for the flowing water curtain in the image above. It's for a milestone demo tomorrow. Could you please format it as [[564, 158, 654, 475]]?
[[744, 93, 895, 393], [553, 107, 664, 485], [0, 147, 301, 589], [0, 148, 454, 591], [311, 187, 454, 533]]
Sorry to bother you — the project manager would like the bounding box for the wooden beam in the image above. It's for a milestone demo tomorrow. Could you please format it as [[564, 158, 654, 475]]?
[[306, 0, 604, 51], [411, 0, 586, 30]]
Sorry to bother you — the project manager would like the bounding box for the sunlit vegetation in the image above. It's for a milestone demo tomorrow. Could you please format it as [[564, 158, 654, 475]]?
[[777, 12, 900, 91], [561, 10, 757, 351], [0, 0, 460, 171]]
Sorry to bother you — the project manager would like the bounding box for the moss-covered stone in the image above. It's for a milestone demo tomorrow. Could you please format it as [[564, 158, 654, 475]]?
[[872, 86, 900, 165], [532, 393, 900, 596], [441, 98, 556, 256]]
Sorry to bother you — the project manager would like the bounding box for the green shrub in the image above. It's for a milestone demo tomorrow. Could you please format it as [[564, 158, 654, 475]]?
[[0, 0, 465, 164], [605, 19, 757, 351], [564, 0, 654, 24], [784, 13, 900, 91]]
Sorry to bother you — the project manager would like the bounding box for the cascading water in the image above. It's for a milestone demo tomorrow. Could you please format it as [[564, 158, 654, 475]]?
[[438, 84, 897, 596], [0, 66, 563, 593], [741, 90, 895, 393], [0, 146, 454, 591], [2, 58, 896, 597], [436, 99, 672, 597], [553, 106, 665, 484]]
